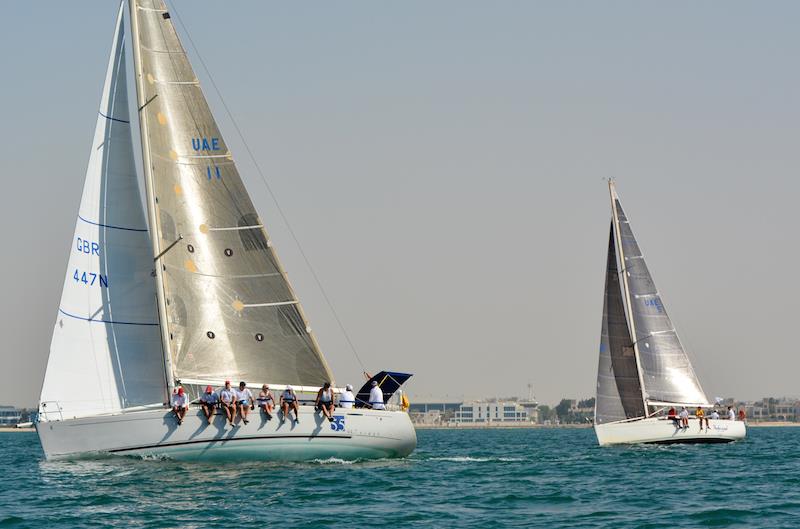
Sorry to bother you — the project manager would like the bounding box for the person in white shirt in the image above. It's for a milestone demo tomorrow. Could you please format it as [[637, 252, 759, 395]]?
[[235, 381, 254, 425], [369, 381, 385, 410], [172, 386, 189, 425], [710, 409, 720, 420], [315, 382, 335, 422], [727, 406, 736, 421], [257, 384, 275, 419], [339, 384, 355, 409], [199, 385, 218, 424], [281, 385, 300, 423], [219, 380, 237, 426], [679, 407, 689, 428]]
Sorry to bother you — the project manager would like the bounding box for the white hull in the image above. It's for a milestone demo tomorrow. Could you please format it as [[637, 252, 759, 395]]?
[[36, 406, 416, 461], [595, 417, 747, 446]]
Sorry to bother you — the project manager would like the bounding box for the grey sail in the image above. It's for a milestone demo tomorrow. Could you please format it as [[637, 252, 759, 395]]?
[[129, 0, 333, 387], [613, 196, 708, 406], [595, 224, 646, 424]]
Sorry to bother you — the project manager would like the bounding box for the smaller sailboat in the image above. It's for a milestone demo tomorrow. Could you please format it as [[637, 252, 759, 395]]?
[[594, 181, 745, 445]]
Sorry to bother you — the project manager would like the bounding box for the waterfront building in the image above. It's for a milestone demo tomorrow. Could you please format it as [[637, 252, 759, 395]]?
[[453, 401, 532, 424], [0, 406, 22, 426]]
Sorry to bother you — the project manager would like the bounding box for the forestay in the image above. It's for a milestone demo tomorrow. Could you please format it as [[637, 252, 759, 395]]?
[[40, 5, 165, 419], [612, 191, 708, 407], [129, 0, 333, 387], [595, 225, 646, 424]]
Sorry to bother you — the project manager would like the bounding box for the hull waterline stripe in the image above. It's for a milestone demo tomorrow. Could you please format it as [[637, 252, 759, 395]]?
[[107, 434, 353, 453], [648, 438, 734, 445], [98, 111, 130, 124], [59, 308, 159, 327], [78, 215, 149, 232]]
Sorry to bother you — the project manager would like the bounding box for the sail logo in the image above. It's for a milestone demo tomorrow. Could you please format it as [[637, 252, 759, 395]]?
[[76, 238, 101, 256], [643, 298, 664, 313], [330, 415, 346, 432], [191, 137, 220, 151]]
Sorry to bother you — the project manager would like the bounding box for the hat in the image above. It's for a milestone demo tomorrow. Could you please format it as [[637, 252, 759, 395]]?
[[205, 385, 213, 393], [177, 387, 185, 395], [371, 381, 378, 386], [346, 384, 353, 391], [286, 385, 293, 391]]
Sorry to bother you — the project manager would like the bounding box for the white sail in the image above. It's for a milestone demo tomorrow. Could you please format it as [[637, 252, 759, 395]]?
[[39, 4, 166, 420]]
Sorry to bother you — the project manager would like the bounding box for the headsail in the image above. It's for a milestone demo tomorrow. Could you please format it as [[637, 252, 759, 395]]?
[[40, 4, 165, 419], [609, 183, 708, 407], [595, 224, 646, 424], [129, 0, 333, 388]]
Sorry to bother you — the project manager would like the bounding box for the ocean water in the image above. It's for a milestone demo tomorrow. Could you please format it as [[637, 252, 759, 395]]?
[[2, 427, 799, 528]]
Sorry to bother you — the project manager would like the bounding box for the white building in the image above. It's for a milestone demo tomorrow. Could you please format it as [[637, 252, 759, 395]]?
[[0, 406, 22, 426], [453, 401, 532, 424]]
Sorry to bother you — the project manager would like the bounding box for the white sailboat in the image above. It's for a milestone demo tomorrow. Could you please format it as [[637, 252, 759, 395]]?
[[593, 181, 746, 445], [36, 1, 416, 461]]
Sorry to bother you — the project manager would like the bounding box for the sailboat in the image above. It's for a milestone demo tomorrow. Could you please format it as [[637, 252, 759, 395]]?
[[593, 181, 746, 445], [36, 1, 416, 461]]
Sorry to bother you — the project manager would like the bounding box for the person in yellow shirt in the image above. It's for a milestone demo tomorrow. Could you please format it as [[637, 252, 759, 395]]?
[[696, 406, 708, 431]]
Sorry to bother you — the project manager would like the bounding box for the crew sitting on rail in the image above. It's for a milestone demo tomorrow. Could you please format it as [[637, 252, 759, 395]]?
[[281, 385, 300, 424], [696, 406, 709, 430], [710, 409, 720, 420], [257, 384, 274, 419], [219, 380, 237, 426], [315, 382, 335, 422], [369, 380, 386, 410], [339, 384, 355, 409], [727, 406, 736, 421], [679, 406, 689, 428], [235, 381, 254, 425], [171, 386, 189, 425], [667, 407, 678, 425], [199, 385, 218, 424]]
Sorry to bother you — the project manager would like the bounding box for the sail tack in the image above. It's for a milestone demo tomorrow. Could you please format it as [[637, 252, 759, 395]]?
[[40, 5, 165, 419], [595, 224, 646, 424], [129, 0, 333, 387]]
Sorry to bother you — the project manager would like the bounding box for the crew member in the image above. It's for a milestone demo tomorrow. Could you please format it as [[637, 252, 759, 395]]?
[[281, 385, 300, 423], [235, 381, 254, 425], [220, 380, 237, 426], [257, 384, 274, 419], [199, 385, 218, 424], [339, 384, 356, 409], [172, 386, 189, 425], [315, 382, 335, 422], [369, 381, 385, 410]]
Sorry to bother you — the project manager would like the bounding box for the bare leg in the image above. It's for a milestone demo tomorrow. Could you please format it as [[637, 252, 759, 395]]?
[[292, 402, 300, 423]]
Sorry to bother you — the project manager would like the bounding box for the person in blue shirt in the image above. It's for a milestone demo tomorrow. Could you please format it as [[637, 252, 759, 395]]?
[[199, 385, 218, 424]]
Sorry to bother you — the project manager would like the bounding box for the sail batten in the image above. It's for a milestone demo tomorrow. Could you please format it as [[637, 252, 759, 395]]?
[[129, 0, 333, 387]]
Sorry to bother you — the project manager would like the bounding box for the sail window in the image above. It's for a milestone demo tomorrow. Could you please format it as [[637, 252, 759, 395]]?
[[162, 12, 171, 19], [206, 331, 215, 339], [159, 210, 177, 242], [238, 214, 269, 251], [255, 333, 264, 342], [224, 248, 233, 257], [187, 244, 194, 253]]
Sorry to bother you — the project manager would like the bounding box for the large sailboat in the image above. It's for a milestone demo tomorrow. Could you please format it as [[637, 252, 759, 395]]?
[[36, 1, 416, 460], [593, 181, 745, 445]]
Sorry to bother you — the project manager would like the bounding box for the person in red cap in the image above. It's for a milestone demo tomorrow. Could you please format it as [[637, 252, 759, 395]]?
[[219, 380, 237, 426], [199, 385, 218, 424], [171, 386, 189, 425]]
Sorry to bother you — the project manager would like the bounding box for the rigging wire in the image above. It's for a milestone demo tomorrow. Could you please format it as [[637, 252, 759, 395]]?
[[167, 1, 367, 372]]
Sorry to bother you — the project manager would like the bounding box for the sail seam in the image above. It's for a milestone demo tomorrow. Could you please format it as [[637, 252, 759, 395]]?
[[78, 214, 148, 232], [58, 308, 159, 327]]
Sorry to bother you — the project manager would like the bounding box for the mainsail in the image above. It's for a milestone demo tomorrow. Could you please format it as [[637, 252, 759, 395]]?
[[595, 224, 646, 424], [40, 4, 165, 419], [129, 0, 333, 388], [604, 182, 709, 410]]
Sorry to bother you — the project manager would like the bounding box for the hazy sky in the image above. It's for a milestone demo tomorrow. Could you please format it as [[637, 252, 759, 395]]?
[[2, 1, 798, 408]]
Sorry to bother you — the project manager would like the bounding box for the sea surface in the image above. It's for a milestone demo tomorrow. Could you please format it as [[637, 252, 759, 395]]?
[[2, 427, 799, 528]]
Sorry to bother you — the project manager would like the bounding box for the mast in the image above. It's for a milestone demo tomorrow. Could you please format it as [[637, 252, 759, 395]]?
[[129, 0, 175, 399], [608, 180, 648, 414]]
